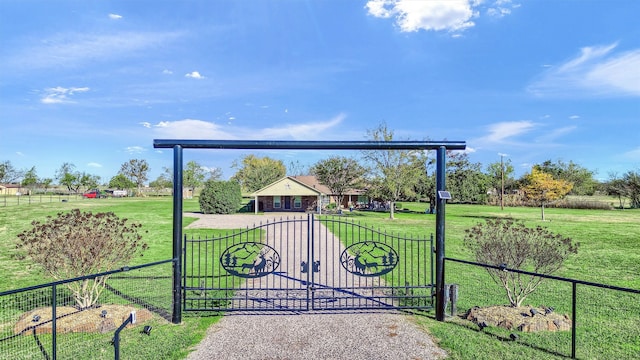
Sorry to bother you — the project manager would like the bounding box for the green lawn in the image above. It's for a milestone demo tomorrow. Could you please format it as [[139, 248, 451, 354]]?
[[1, 198, 639, 359]]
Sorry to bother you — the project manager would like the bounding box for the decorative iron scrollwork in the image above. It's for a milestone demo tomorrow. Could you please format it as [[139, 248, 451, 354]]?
[[340, 241, 398, 277], [220, 242, 280, 278]]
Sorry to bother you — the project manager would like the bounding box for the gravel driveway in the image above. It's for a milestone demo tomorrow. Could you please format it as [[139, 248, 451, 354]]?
[[184, 213, 447, 360]]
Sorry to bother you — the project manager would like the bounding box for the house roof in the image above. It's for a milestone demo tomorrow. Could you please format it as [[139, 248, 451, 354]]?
[[251, 176, 365, 197], [251, 176, 327, 197]]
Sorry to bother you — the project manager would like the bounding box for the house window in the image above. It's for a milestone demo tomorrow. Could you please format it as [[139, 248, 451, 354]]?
[[273, 196, 281, 208], [294, 196, 302, 208]]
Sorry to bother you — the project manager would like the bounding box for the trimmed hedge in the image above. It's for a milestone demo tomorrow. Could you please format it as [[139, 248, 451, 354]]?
[[199, 180, 242, 214]]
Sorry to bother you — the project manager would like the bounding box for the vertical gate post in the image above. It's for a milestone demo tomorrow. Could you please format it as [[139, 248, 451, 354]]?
[[435, 146, 446, 321], [172, 145, 183, 324]]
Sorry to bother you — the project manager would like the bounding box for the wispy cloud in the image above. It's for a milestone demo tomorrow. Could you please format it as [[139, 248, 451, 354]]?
[[365, 0, 516, 33], [126, 146, 146, 154], [41, 86, 89, 104], [153, 119, 235, 139], [108, 13, 123, 20], [140, 122, 151, 128], [481, 120, 536, 143], [151, 114, 345, 140], [185, 71, 205, 79], [528, 43, 640, 97], [569, 115, 580, 120], [87, 162, 103, 168], [258, 114, 345, 139], [8, 31, 182, 69], [622, 146, 640, 160], [535, 126, 576, 143]]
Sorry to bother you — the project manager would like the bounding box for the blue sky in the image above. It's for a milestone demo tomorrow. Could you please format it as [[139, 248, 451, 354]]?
[[1, 0, 639, 183]]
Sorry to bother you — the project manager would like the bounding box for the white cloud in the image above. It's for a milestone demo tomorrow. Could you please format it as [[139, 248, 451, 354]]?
[[151, 114, 345, 141], [366, 0, 476, 32], [108, 13, 123, 20], [162, 69, 173, 75], [140, 122, 151, 128], [365, 0, 516, 33], [41, 86, 89, 104], [126, 146, 146, 154], [622, 147, 640, 160], [482, 121, 536, 143], [569, 115, 580, 120], [87, 162, 103, 168], [535, 126, 576, 143], [258, 114, 345, 140], [153, 119, 235, 139], [185, 71, 205, 79], [16, 151, 24, 156], [9, 31, 182, 69], [528, 43, 640, 97], [487, 0, 515, 18]]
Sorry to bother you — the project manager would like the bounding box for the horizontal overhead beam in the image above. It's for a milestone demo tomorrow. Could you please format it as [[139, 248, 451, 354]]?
[[153, 139, 466, 150]]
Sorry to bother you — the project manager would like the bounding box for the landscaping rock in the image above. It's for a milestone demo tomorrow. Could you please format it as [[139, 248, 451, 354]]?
[[14, 304, 153, 335], [463, 305, 571, 332]]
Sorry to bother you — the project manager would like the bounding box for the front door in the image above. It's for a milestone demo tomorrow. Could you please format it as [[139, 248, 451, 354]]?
[[284, 196, 291, 210]]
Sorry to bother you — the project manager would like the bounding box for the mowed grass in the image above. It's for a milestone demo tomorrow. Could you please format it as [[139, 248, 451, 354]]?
[[1, 198, 639, 359], [0, 197, 221, 359], [335, 203, 640, 359]]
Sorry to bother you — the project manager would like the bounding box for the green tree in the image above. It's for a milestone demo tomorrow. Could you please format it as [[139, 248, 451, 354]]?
[[0, 160, 23, 183], [310, 156, 366, 210], [231, 155, 286, 193], [523, 168, 573, 220], [486, 158, 516, 194], [119, 159, 149, 196], [55, 162, 81, 193], [22, 166, 38, 190], [199, 180, 242, 214], [412, 156, 436, 211], [536, 159, 598, 196], [109, 173, 136, 190], [464, 218, 578, 307], [41, 178, 53, 192], [16, 209, 148, 308], [362, 123, 423, 219], [446, 151, 488, 204], [184, 160, 207, 192], [78, 172, 101, 191], [622, 169, 640, 208]]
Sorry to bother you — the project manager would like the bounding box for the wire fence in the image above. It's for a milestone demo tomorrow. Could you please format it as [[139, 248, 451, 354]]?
[[444, 258, 640, 359], [0, 194, 85, 207], [0, 260, 174, 360]]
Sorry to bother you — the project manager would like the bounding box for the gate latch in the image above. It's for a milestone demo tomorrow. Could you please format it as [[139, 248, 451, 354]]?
[[301, 260, 321, 273]]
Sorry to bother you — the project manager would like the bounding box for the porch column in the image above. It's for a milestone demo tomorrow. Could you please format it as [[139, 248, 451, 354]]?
[[254, 195, 258, 214]]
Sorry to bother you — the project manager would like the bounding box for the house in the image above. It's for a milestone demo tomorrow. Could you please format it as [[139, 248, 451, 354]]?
[[0, 183, 24, 196], [250, 176, 368, 214]]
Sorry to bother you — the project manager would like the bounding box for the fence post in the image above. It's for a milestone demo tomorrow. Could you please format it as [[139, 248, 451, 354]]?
[[172, 145, 183, 324], [572, 282, 577, 359], [435, 146, 446, 321], [51, 284, 57, 360]]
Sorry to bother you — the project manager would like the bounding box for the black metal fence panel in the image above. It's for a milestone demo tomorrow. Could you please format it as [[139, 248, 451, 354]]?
[[183, 214, 434, 312], [0, 260, 174, 360], [444, 258, 640, 359]]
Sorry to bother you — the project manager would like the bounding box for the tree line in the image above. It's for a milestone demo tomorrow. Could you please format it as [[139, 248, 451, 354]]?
[[2, 124, 639, 208]]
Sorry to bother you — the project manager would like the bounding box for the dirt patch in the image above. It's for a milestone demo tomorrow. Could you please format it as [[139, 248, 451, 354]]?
[[14, 304, 153, 335], [463, 305, 571, 332]]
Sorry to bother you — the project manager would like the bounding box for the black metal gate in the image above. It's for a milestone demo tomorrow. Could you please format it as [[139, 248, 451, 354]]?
[[183, 214, 433, 312]]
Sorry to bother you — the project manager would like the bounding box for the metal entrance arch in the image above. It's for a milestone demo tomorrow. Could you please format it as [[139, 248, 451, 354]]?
[[153, 139, 466, 322]]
